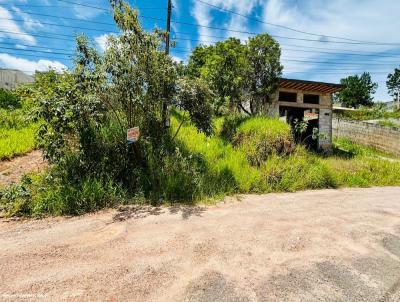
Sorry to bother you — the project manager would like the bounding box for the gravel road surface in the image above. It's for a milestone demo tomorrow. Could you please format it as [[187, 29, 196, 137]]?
[[1, 187, 400, 301]]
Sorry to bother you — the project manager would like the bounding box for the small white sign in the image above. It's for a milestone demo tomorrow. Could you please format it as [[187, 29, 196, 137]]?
[[127, 127, 140, 143]]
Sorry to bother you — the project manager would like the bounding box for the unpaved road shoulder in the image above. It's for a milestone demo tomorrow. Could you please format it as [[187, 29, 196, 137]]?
[[1, 187, 400, 301]]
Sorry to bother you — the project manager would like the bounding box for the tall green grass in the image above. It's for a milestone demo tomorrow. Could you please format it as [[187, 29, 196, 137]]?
[[174, 114, 400, 197], [234, 117, 294, 166], [0, 123, 39, 160], [172, 114, 262, 194]]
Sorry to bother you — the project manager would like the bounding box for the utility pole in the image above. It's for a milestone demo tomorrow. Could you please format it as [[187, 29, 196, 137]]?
[[165, 0, 172, 55], [162, 0, 172, 127]]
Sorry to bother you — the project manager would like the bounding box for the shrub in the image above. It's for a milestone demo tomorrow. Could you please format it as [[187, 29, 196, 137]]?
[[0, 172, 124, 217], [0, 88, 20, 109], [234, 117, 294, 166]]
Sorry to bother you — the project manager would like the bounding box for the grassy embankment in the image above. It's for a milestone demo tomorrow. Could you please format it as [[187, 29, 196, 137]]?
[[173, 113, 400, 193]]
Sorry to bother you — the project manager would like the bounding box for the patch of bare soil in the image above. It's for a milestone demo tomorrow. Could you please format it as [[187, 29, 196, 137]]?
[[0, 150, 47, 187], [1, 187, 400, 301]]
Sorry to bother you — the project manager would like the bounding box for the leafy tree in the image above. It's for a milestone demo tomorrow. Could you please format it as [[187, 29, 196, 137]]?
[[387, 67, 400, 110], [187, 34, 283, 116], [337, 72, 378, 108], [245, 33, 283, 115], [188, 38, 247, 115], [32, 0, 214, 196], [186, 45, 214, 79], [174, 77, 214, 136]]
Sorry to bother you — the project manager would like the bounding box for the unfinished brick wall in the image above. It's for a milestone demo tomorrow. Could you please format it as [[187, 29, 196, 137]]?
[[333, 118, 400, 155]]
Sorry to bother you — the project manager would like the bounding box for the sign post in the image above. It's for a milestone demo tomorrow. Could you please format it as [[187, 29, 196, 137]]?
[[127, 127, 140, 144]]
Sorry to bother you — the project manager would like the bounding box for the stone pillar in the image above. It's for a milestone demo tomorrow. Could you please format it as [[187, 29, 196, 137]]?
[[318, 108, 333, 152]]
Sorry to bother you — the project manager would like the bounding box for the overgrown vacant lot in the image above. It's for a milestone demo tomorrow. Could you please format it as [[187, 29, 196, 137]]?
[[172, 113, 400, 195], [1, 113, 400, 218]]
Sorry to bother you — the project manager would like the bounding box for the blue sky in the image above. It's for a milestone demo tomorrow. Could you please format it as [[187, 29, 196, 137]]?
[[1, 0, 400, 101]]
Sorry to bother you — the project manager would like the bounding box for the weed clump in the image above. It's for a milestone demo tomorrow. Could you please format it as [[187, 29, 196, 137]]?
[[233, 117, 294, 166]]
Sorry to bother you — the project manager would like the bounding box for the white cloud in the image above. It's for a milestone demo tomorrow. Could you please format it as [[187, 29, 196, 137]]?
[[72, 5, 105, 20], [0, 6, 36, 45], [11, 6, 44, 31], [0, 53, 67, 75], [95, 33, 112, 52], [15, 44, 27, 49], [171, 55, 184, 63]]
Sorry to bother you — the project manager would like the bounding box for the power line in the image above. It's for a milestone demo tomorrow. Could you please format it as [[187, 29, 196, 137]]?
[[194, 0, 377, 44], [0, 50, 69, 60], [0, 29, 74, 42], [172, 32, 400, 47], [54, 0, 112, 12], [172, 36, 400, 57], [40, 1, 400, 46], [171, 46, 400, 60], [0, 46, 72, 56], [284, 58, 398, 66], [0, 17, 117, 34], [0, 42, 74, 53], [10, 4, 166, 10], [7, 8, 400, 52]]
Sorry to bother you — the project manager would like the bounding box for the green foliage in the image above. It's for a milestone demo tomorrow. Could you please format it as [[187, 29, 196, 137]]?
[[262, 148, 334, 192], [246, 34, 283, 115], [3, 113, 400, 217], [233, 117, 294, 166], [218, 114, 247, 142], [0, 88, 20, 109], [186, 45, 214, 79], [333, 137, 398, 159], [377, 120, 400, 128], [0, 0, 217, 217], [0, 84, 39, 159], [187, 33, 282, 116], [172, 113, 262, 194], [387, 67, 400, 108], [175, 77, 214, 135], [198, 38, 248, 115], [337, 72, 378, 108], [0, 172, 123, 217]]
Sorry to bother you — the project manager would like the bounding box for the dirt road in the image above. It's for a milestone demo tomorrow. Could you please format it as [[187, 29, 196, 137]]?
[[1, 187, 400, 301]]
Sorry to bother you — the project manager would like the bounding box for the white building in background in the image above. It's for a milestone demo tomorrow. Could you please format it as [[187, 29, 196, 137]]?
[[0, 69, 34, 90]]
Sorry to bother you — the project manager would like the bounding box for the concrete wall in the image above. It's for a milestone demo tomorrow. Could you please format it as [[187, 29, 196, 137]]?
[[333, 118, 400, 155], [0, 69, 34, 90], [318, 109, 333, 151]]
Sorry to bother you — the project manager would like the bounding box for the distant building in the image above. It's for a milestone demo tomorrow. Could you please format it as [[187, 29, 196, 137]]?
[[0, 69, 34, 90], [271, 79, 343, 152]]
